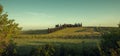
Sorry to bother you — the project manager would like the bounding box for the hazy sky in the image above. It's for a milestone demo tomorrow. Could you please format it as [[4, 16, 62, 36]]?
[[0, 0, 120, 30]]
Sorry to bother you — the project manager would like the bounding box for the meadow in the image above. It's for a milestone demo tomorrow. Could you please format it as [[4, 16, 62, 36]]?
[[13, 27, 120, 56], [14, 38, 100, 56]]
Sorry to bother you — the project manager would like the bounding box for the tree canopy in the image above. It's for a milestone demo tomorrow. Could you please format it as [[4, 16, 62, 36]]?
[[0, 5, 21, 42]]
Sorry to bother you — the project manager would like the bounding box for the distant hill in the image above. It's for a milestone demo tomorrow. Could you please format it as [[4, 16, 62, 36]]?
[[21, 29, 48, 35], [19, 27, 118, 38], [47, 27, 100, 37], [21, 27, 117, 35]]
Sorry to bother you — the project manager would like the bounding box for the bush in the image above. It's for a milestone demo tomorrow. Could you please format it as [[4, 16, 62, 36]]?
[[99, 28, 120, 56], [30, 43, 100, 56], [0, 40, 17, 56], [0, 4, 21, 56], [30, 44, 55, 56]]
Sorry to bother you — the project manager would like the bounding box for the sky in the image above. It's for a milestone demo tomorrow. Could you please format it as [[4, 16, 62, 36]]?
[[0, 0, 120, 30]]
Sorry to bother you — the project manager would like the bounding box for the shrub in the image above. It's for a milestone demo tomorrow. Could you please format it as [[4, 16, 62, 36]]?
[[99, 28, 120, 56], [30, 44, 55, 56]]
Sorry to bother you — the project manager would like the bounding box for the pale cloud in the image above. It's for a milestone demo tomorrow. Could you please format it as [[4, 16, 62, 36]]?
[[25, 12, 55, 18]]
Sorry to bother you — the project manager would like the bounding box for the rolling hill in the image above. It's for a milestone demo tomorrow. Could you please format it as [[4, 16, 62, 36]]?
[[48, 27, 100, 35], [19, 27, 106, 39]]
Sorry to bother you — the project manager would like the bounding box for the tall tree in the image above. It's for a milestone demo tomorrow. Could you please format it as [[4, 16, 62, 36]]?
[[0, 5, 21, 42], [0, 5, 21, 56]]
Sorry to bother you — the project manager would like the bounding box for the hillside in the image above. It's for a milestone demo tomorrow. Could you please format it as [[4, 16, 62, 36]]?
[[46, 27, 100, 38], [19, 27, 118, 39], [21, 29, 48, 35]]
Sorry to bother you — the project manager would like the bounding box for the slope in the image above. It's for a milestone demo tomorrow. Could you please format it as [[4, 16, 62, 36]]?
[[47, 27, 100, 38]]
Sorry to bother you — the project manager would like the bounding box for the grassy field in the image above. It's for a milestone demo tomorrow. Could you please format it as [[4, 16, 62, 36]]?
[[14, 38, 100, 56], [14, 27, 119, 56], [14, 38, 99, 46]]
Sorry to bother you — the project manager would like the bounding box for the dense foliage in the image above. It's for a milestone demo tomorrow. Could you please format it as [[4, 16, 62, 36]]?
[[100, 28, 120, 56], [0, 5, 21, 56], [30, 44, 55, 56]]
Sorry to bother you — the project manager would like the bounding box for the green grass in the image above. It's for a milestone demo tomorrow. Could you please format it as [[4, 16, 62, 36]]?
[[48, 27, 100, 36], [17, 27, 101, 39], [14, 38, 99, 46], [14, 38, 100, 56], [14, 27, 119, 56]]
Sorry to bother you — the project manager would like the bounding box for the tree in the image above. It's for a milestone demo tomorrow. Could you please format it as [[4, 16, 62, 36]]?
[[0, 5, 21, 56], [0, 5, 21, 42]]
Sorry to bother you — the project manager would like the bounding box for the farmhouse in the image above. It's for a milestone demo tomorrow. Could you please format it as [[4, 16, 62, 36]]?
[[48, 23, 82, 33]]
